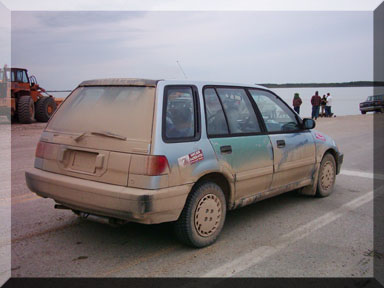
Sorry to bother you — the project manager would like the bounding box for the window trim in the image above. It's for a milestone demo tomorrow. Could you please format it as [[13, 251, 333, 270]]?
[[162, 85, 201, 143], [203, 87, 230, 137], [246, 87, 309, 134], [22, 70, 29, 83], [203, 85, 267, 138]]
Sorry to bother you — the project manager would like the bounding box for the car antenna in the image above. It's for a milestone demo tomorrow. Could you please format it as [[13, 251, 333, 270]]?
[[176, 60, 188, 79]]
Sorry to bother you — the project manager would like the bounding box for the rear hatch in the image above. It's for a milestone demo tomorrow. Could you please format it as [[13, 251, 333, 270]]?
[[35, 80, 158, 187]]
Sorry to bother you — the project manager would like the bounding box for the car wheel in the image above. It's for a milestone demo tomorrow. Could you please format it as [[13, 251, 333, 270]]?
[[316, 153, 336, 197], [361, 111, 366, 114], [174, 181, 226, 248]]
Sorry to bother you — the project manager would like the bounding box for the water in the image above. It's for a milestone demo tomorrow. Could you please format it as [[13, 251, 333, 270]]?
[[50, 87, 375, 118], [270, 87, 374, 118]]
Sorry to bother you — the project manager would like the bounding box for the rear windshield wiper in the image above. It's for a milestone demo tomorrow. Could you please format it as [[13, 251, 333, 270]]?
[[73, 131, 127, 142], [90, 131, 127, 140]]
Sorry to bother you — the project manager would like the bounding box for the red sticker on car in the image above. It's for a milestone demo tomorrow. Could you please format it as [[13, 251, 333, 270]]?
[[178, 149, 204, 167], [189, 149, 204, 165], [315, 132, 326, 141]]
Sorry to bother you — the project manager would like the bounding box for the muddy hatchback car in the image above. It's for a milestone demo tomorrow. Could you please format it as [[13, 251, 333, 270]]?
[[26, 79, 343, 247]]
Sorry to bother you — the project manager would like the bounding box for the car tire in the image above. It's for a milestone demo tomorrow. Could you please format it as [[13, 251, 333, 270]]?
[[361, 111, 366, 114], [174, 181, 226, 248], [17, 95, 35, 124], [316, 153, 336, 197], [35, 96, 57, 122]]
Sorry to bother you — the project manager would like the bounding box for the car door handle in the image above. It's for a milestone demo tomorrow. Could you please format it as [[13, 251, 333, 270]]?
[[276, 140, 285, 148], [220, 145, 232, 154]]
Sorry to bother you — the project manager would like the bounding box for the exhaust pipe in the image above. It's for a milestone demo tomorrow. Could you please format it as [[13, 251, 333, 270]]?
[[54, 205, 89, 219], [55, 204, 126, 226], [54, 204, 70, 210]]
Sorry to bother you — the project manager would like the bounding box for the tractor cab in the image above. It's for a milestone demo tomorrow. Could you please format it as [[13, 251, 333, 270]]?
[[11, 68, 29, 83]]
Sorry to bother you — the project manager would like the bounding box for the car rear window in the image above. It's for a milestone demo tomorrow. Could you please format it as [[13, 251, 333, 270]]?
[[47, 86, 156, 141]]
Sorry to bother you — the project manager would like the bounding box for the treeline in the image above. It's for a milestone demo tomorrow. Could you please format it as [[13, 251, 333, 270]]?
[[259, 81, 384, 88]]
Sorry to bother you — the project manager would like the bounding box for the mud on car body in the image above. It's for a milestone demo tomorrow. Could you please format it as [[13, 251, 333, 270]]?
[[26, 79, 343, 248]]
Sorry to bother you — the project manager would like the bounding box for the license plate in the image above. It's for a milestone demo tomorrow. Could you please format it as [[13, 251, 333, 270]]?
[[70, 151, 97, 173]]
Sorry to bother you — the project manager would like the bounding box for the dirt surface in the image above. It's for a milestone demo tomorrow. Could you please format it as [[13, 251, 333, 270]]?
[[2, 114, 382, 280]]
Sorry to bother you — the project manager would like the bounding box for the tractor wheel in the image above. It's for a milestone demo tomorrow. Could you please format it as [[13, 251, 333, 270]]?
[[10, 113, 17, 123], [35, 97, 57, 122], [17, 96, 35, 124]]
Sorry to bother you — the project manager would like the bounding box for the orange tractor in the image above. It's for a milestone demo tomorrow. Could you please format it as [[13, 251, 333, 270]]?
[[0, 65, 62, 123]]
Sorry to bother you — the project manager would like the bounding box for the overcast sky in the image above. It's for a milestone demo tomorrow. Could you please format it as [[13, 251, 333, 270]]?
[[10, 10, 373, 90]]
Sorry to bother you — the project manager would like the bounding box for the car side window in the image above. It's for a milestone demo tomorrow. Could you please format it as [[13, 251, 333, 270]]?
[[215, 88, 261, 134], [203, 88, 229, 136], [164, 86, 197, 141], [248, 89, 300, 132]]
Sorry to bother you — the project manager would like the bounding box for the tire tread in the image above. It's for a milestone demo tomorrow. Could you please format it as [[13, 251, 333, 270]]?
[[35, 97, 56, 122], [17, 95, 34, 124]]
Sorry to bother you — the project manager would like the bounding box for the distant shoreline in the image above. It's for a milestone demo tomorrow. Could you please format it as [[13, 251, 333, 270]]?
[[259, 81, 384, 88]]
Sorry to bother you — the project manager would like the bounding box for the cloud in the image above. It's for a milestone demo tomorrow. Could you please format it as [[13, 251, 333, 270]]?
[[2, 0, 382, 11], [10, 11, 373, 90]]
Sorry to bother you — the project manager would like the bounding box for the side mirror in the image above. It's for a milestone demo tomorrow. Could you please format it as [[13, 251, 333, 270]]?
[[303, 118, 316, 129]]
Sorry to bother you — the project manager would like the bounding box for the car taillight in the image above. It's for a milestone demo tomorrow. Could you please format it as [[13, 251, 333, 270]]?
[[35, 141, 55, 159], [35, 141, 46, 158], [146, 155, 169, 176]]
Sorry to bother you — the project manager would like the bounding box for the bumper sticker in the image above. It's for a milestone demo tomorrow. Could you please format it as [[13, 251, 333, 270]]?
[[178, 149, 204, 168]]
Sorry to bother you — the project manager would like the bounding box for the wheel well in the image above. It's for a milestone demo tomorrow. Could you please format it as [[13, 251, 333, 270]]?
[[324, 148, 338, 170], [193, 173, 231, 209], [14, 91, 31, 99]]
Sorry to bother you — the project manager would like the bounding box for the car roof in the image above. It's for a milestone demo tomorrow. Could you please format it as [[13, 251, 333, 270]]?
[[159, 79, 268, 90], [367, 94, 384, 98], [79, 78, 159, 87], [78, 78, 269, 90]]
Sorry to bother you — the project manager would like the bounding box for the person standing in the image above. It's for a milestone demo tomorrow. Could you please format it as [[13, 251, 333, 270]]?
[[325, 93, 333, 117], [292, 93, 302, 114], [311, 91, 321, 120], [320, 95, 327, 117]]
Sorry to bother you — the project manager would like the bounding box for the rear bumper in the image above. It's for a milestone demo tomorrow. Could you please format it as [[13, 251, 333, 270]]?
[[25, 168, 192, 224], [336, 152, 344, 175]]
